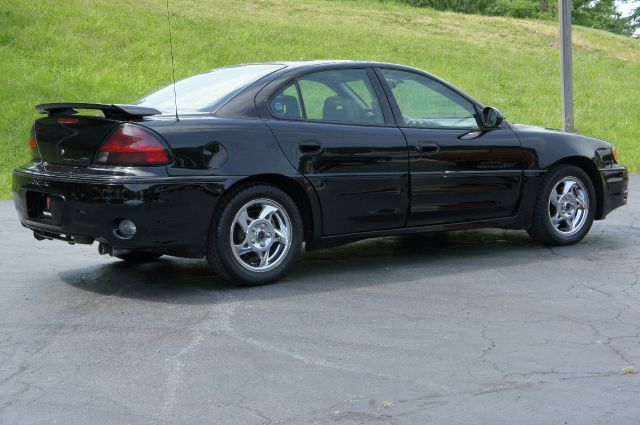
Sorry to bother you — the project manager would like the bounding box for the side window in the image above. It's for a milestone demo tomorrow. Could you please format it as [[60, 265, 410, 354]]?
[[344, 79, 376, 110], [381, 69, 478, 128], [297, 69, 384, 125], [270, 83, 302, 119], [297, 79, 336, 120]]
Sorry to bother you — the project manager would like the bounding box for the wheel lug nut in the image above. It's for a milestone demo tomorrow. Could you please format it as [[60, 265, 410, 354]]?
[[260, 242, 265, 247], [252, 239, 256, 243], [261, 224, 265, 229], [267, 233, 271, 237]]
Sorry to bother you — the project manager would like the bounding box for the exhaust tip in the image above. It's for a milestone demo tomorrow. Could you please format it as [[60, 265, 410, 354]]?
[[98, 242, 113, 256], [33, 232, 47, 241]]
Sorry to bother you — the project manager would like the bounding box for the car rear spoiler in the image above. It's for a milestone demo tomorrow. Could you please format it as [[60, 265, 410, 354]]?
[[36, 103, 162, 119]]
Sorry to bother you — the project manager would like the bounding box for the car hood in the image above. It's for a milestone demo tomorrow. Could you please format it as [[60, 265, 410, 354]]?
[[509, 122, 613, 148]]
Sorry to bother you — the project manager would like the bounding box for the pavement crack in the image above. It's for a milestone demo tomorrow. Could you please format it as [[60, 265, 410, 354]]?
[[480, 325, 496, 362], [159, 294, 237, 418]]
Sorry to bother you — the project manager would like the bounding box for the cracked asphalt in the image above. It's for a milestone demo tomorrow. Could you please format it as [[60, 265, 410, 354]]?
[[1, 176, 638, 425]]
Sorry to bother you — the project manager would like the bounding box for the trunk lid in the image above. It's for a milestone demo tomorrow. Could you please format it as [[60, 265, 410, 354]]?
[[32, 103, 161, 167], [34, 115, 121, 167]]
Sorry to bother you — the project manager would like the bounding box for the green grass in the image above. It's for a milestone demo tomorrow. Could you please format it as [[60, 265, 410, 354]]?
[[1, 0, 638, 199]]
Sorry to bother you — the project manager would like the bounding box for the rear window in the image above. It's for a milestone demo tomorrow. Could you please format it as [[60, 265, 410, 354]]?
[[135, 64, 284, 115]]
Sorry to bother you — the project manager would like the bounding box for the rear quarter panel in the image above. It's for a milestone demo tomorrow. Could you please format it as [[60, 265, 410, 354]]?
[[140, 116, 300, 177], [140, 115, 324, 242]]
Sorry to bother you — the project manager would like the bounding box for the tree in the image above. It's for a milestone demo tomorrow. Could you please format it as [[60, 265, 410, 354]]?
[[540, 0, 550, 14], [398, 0, 640, 36], [572, 0, 640, 36], [625, 2, 640, 37]]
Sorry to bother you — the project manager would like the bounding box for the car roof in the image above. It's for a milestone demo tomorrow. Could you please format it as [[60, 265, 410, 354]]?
[[259, 60, 483, 107], [261, 59, 405, 69], [217, 60, 458, 79], [218, 60, 411, 71]]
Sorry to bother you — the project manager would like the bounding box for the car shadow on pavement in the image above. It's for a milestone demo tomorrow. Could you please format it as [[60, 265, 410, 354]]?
[[58, 229, 560, 304]]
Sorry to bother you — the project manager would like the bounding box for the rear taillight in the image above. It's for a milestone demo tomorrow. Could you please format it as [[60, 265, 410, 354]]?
[[94, 123, 171, 166], [28, 128, 41, 161]]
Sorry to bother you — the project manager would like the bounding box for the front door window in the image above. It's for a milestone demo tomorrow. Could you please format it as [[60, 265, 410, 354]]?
[[380, 69, 478, 129]]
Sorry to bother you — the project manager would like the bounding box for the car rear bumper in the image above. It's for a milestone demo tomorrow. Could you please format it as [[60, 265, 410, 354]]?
[[12, 166, 239, 258], [599, 165, 628, 219]]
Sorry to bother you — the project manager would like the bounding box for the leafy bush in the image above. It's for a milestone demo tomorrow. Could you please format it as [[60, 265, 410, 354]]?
[[397, 0, 639, 36]]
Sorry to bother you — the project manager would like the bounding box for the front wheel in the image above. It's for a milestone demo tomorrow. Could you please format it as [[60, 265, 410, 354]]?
[[527, 165, 596, 246], [206, 184, 303, 286]]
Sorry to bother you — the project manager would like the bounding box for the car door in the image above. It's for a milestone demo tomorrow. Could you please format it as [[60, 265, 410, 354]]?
[[264, 67, 409, 236], [376, 67, 530, 227]]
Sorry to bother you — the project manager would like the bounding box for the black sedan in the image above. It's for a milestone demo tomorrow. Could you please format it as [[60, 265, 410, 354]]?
[[12, 61, 628, 285]]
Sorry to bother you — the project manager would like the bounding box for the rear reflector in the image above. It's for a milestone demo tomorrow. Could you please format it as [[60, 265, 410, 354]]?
[[94, 123, 170, 166], [57, 117, 80, 124]]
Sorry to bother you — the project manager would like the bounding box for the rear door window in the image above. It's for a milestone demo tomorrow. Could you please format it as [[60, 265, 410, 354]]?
[[269, 69, 384, 125]]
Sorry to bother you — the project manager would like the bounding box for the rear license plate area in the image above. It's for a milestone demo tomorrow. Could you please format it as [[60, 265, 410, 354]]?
[[27, 191, 64, 225]]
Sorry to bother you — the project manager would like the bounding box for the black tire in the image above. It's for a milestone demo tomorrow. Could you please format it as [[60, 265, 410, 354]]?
[[527, 165, 596, 246], [206, 184, 303, 286], [114, 252, 163, 262]]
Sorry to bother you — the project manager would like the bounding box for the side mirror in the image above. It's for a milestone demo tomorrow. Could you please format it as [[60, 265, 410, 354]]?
[[481, 106, 504, 128]]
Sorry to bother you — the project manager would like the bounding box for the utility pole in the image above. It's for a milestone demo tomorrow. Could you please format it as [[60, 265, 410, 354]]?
[[559, 0, 574, 132]]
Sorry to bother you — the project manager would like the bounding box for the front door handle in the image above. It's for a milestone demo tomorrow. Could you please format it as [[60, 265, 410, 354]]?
[[299, 140, 323, 154], [416, 141, 440, 155]]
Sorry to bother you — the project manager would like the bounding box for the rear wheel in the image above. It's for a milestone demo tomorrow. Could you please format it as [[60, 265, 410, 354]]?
[[527, 165, 596, 246], [115, 252, 162, 262], [206, 184, 303, 286]]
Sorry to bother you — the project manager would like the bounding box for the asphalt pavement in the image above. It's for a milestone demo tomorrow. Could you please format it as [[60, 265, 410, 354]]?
[[0, 176, 638, 425]]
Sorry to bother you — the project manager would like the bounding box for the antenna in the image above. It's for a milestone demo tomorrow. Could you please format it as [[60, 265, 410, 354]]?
[[165, 0, 179, 121]]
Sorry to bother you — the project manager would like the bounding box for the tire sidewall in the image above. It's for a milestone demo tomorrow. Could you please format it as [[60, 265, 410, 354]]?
[[212, 185, 303, 285], [540, 166, 596, 245]]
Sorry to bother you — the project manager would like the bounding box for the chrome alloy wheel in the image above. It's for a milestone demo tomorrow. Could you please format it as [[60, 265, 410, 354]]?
[[548, 176, 589, 236], [229, 198, 292, 272]]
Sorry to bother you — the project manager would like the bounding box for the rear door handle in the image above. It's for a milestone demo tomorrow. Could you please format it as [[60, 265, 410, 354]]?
[[299, 140, 323, 154], [416, 141, 440, 155]]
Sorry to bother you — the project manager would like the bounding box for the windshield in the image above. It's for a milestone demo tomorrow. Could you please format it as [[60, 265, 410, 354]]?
[[135, 64, 285, 115]]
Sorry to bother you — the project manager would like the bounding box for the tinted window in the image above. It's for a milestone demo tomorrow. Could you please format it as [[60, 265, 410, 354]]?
[[298, 79, 338, 121], [345, 79, 377, 111], [381, 69, 477, 128], [270, 83, 302, 119], [136, 64, 284, 115], [296, 69, 384, 125]]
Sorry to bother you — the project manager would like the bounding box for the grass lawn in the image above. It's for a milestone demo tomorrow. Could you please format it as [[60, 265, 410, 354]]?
[[1, 0, 638, 199]]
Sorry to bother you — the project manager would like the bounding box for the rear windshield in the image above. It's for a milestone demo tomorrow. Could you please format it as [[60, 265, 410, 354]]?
[[135, 64, 285, 115]]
